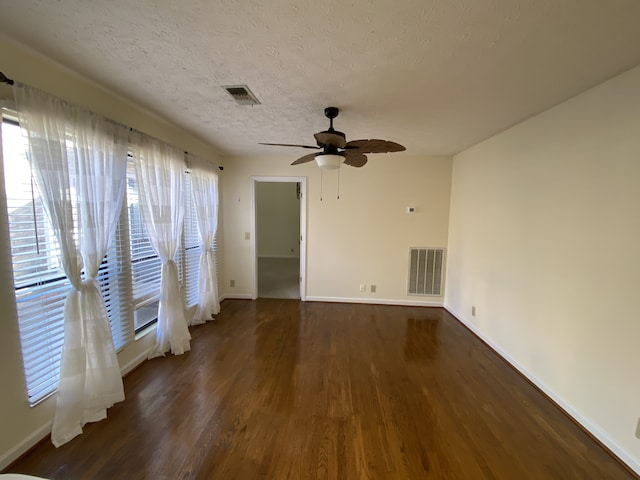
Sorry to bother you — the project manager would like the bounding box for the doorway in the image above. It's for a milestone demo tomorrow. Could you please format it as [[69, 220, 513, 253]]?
[[251, 176, 306, 300]]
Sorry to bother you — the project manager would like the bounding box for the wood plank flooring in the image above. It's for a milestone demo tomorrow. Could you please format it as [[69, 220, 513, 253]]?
[[6, 299, 636, 479]]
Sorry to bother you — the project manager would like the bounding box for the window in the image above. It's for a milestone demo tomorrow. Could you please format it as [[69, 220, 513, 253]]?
[[125, 156, 162, 332], [2, 118, 68, 404], [1, 117, 131, 405], [183, 170, 201, 309], [3, 112, 207, 406], [125, 157, 198, 332]]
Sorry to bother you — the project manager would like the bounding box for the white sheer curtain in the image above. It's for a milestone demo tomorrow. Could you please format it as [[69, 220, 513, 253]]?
[[14, 83, 128, 447], [131, 132, 191, 356], [189, 154, 220, 324]]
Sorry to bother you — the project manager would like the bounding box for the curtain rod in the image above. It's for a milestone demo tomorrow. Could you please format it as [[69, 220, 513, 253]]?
[[0, 72, 14, 85], [0, 71, 223, 170]]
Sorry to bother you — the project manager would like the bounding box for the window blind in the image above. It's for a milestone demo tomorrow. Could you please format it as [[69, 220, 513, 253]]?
[[100, 226, 134, 351], [126, 156, 162, 330], [183, 170, 201, 309], [2, 114, 209, 405], [125, 157, 159, 297], [1, 118, 132, 404]]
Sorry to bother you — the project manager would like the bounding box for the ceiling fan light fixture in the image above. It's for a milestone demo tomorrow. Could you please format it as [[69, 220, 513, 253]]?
[[260, 107, 405, 169], [315, 154, 342, 170]]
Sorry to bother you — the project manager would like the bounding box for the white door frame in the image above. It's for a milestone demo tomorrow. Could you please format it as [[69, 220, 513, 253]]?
[[250, 176, 307, 301]]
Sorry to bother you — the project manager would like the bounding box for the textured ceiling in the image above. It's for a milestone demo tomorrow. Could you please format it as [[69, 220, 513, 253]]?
[[1, 0, 640, 157]]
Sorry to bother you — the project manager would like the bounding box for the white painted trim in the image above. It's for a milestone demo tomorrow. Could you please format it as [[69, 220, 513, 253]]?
[[306, 296, 443, 307], [120, 346, 154, 377], [251, 176, 307, 302], [0, 420, 52, 470], [0, 343, 154, 471], [220, 293, 254, 300], [443, 304, 640, 476]]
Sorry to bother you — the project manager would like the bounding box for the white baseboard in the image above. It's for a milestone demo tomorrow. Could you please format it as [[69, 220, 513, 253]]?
[[0, 420, 52, 471], [120, 345, 154, 377], [306, 296, 443, 307], [0, 344, 154, 471], [220, 293, 254, 300], [443, 303, 640, 476], [219, 295, 443, 307]]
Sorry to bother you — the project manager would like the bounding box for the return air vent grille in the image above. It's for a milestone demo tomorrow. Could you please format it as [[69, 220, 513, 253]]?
[[408, 248, 444, 296], [222, 85, 261, 106]]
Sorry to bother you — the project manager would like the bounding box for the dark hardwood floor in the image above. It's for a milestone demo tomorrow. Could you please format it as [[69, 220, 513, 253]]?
[[6, 299, 636, 479]]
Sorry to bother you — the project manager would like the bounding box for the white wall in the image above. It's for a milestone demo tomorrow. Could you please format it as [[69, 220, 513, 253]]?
[[256, 182, 300, 257], [446, 65, 640, 471], [222, 154, 452, 304], [0, 38, 221, 469]]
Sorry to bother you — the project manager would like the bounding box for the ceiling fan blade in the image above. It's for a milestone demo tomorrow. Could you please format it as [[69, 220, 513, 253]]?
[[343, 150, 368, 167], [259, 142, 320, 150], [344, 139, 406, 153], [291, 153, 318, 165], [314, 132, 346, 149]]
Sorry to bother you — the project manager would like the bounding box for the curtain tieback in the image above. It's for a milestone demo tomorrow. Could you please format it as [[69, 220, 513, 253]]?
[[161, 258, 180, 280], [77, 278, 100, 295], [163, 258, 178, 267]]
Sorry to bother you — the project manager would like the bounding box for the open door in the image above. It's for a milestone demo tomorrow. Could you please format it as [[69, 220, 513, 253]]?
[[251, 176, 306, 300]]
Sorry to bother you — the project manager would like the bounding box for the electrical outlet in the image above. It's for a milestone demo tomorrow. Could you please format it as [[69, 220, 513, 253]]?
[[472, 306, 477, 317], [244, 232, 250, 240], [370, 285, 376, 293], [230, 279, 235, 288], [635, 418, 640, 439], [359, 284, 366, 292]]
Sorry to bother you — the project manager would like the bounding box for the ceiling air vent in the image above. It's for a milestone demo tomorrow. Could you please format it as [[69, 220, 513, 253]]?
[[222, 85, 261, 106]]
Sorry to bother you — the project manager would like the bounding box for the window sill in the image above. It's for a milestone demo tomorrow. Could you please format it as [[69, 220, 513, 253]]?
[[134, 322, 157, 341]]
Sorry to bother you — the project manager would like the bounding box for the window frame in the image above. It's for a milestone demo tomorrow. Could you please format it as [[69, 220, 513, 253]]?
[[1, 114, 133, 405], [2, 111, 205, 405]]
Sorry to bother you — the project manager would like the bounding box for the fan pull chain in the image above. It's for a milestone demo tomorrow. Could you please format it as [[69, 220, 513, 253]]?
[[320, 168, 323, 201], [337, 168, 340, 199]]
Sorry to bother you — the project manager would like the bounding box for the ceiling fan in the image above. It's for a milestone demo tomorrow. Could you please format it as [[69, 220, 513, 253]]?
[[260, 107, 405, 169]]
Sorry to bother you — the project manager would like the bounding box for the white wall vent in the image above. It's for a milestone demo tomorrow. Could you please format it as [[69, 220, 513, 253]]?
[[408, 248, 444, 296], [222, 85, 261, 106]]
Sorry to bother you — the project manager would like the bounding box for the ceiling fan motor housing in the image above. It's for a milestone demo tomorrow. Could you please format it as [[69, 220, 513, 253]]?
[[324, 106, 339, 119]]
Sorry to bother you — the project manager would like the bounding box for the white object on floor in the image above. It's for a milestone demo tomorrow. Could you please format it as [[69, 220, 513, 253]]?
[[1, 475, 50, 479]]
